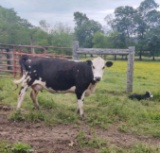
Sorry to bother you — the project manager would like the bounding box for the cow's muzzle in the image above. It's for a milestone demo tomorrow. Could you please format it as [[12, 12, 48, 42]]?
[[94, 77, 101, 82]]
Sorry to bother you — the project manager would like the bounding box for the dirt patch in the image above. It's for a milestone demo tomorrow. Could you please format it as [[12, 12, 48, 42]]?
[[0, 105, 160, 153], [0, 104, 12, 111]]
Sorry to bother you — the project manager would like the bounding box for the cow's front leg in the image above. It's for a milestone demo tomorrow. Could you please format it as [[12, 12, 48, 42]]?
[[77, 99, 84, 117], [76, 90, 85, 118]]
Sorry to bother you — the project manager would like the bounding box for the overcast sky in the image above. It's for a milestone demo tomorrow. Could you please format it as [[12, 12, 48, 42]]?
[[0, 0, 159, 28]]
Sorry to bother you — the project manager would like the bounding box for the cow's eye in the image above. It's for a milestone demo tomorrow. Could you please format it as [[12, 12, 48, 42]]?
[[92, 66, 95, 69], [102, 66, 105, 69]]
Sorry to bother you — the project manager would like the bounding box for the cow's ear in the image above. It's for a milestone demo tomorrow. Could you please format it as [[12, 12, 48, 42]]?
[[106, 61, 113, 67], [86, 60, 92, 66]]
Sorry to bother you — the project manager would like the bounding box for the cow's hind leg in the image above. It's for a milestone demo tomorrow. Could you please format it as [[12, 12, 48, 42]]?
[[17, 84, 28, 110], [30, 84, 42, 109]]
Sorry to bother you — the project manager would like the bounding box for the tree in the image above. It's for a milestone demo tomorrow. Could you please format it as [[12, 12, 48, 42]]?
[[0, 5, 73, 55], [93, 32, 107, 48], [135, 0, 159, 60], [74, 12, 103, 48], [39, 20, 51, 33], [50, 22, 73, 55], [146, 24, 160, 60], [0, 6, 35, 44], [74, 12, 89, 27], [111, 6, 136, 47], [104, 14, 114, 34]]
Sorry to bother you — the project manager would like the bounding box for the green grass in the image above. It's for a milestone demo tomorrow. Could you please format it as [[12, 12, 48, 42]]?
[[1, 60, 160, 152], [0, 141, 34, 153]]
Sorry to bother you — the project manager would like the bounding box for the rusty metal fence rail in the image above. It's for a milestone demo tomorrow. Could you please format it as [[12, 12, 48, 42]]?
[[0, 44, 72, 78]]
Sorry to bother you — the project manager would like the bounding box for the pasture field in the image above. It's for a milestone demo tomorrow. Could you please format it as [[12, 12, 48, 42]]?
[[0, 60, 160, 152]]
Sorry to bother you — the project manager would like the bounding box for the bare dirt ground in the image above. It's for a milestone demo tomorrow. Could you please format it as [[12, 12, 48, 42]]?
[[0, 105, 160, 153]]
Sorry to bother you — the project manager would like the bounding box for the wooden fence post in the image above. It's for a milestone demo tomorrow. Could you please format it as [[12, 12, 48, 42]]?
[[6, 48, 13, 70], [72, 41, 79, 60], [126, 46, 135, 93]]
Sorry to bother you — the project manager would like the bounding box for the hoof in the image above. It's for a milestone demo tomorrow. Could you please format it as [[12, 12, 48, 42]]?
[[16, 108, 21, 113], [80, 114, 86, 121], [33, 106, 40, 110], [76, 109, 86, 120], [76, 109, 80, 114]]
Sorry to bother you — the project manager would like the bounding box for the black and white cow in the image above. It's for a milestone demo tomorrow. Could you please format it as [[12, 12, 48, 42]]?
[[14, 55, 113, 117]]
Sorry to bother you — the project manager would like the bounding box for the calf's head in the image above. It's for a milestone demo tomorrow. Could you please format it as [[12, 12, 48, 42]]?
[[87, 57, 113, 82], [145, 91, 153, 99]]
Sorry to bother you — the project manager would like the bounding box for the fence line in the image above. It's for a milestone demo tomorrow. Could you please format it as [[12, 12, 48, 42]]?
[[0, 44, 72, 78], [0, 42, 135, 92]]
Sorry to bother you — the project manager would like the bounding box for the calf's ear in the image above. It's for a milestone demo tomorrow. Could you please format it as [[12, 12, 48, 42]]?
[[106, 61, 113, 67], [86, 60, 92, 66]]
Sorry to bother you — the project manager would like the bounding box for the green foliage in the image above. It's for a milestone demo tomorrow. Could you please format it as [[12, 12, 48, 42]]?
[[0, 141, 34, 153], [76, 131, 107, 149], [39, 97, 57, 110], [76, 131, 88, 147], [130, 143, 160, 153], [0, 141, 11, 153], [146, 25, 160, 60], [0, 6, 33, 44], [74, 11, 102, 48], [104, 0, 160, 59], [93, 32, 107, 48], [76, 130, 160, 153], [12, 142, 34, 153], [135, 0, 160, 60], [50, 29, 73, 55], [10, 111, 26, 122], [26, 111, 45, 122], [9, 109, 45, 123], [0, 5, 73, 55], [112, 6, 136, 47]]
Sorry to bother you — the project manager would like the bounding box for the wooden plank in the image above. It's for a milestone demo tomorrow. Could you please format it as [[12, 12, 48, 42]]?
[[77, 48, 129, 55]]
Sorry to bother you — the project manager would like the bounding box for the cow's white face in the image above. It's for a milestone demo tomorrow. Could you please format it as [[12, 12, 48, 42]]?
[[91, 57, 113, 82]]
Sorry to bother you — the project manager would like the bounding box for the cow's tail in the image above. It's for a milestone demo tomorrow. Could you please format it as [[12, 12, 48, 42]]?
[[13, 72, 27, 85], [13, 55, 29, 89]]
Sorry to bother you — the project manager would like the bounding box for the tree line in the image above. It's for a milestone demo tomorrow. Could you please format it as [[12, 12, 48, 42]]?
[[0, 0, 160, 59], [0, 6, 73, 55]]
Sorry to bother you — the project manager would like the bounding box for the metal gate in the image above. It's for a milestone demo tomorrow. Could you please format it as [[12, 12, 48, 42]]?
[[0, 44, 72, 78]]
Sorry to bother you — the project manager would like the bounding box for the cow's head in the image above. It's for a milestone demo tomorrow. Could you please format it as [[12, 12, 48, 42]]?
[[87, 57, 113, 82], [145, 91, 153, 99]]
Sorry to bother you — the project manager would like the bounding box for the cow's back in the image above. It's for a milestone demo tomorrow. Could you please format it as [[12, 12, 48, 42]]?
[[22, 57, 93, 91]]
